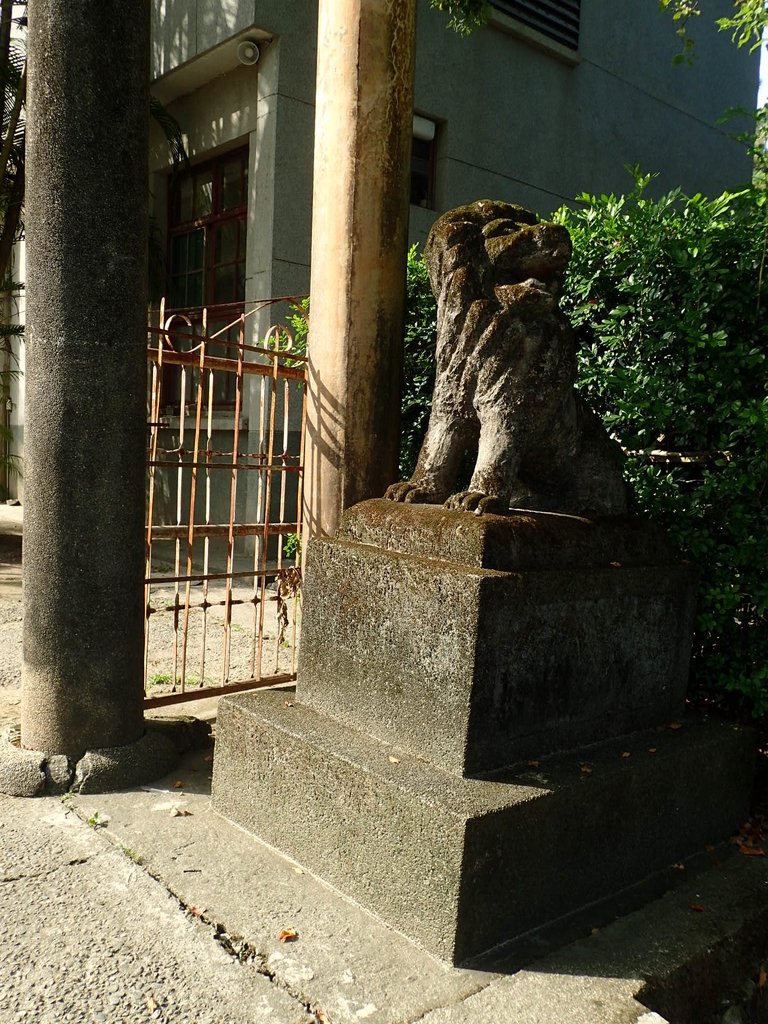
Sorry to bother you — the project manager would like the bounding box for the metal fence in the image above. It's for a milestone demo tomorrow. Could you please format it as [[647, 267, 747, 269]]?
[[144, 298, 307, 707]]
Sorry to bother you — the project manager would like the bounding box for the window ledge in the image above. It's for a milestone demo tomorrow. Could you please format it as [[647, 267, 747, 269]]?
[[487, 9, 581, 67]]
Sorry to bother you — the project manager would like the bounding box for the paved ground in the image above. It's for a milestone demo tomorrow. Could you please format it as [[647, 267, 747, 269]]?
[[3, 503, 768, 1024]]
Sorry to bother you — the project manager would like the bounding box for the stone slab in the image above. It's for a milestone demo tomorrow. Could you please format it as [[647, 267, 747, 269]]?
[[0, 793, 311, 1024], [338, 499, 679, 570], [211, 690, 754, 965], [297, 533, 696, 774]]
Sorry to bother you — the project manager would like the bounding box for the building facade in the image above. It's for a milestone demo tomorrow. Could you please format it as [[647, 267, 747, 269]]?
[[3, 0, 760, 501], [148, 0, 758, 321]]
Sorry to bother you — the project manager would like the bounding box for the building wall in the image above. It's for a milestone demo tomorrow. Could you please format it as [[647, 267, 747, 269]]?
[[149, 0, 759, 270], [409, 0, 758, 243]]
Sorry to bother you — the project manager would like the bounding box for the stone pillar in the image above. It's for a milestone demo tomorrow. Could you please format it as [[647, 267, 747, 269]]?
[[304, 0, 416, 539], [21, 3, 150, 754]]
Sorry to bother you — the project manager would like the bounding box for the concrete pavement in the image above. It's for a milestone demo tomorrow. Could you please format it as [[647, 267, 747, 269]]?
[[2, 505, 768, 1022], [1, 732, 768, 1023]]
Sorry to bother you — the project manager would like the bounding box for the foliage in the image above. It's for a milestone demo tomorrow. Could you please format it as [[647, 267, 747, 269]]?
[[715, 0, 768, 50], [657, 0, 701, 62], [399, 245, 437, 478], [283, 532, 301, 560], [285, 297, 309, 357], [279, 298, 309, 560], [428, 0, 489, 35], [718, 103, 768, 187], [554, 174, 768, 713], [659, 0, 768, 60]]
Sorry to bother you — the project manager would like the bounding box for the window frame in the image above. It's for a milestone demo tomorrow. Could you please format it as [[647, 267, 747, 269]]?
[[164, 146, 250, 408]]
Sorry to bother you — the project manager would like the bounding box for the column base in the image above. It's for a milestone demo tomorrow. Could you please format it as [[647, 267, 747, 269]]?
[[0, 716, 209, 796]]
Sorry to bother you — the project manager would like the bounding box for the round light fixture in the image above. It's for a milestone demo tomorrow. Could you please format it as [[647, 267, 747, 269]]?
[[237, 40, 260, 66]]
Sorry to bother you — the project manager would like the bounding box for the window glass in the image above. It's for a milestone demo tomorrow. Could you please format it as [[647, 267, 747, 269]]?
[[171, 233, 187, 273], [169, 274, 186, 309], [165, 147, 249, 404], [410, 137, 434, 209], [178, 178, 194, 223], [215, 221, 238, 265], [194, 172, 213, 218], [214, 264, 236, 304], [186, 270, 204, 307], [187, 228, 204, 271], [221, 157, 245, 210]]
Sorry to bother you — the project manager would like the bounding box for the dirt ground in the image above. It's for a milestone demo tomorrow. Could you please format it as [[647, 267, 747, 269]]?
[[0, 526, 300, 730]]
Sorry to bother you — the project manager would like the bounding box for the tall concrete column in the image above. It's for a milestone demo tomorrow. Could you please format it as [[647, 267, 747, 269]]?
[[21, 3, 150, 754], [304, 0, 416, 539]]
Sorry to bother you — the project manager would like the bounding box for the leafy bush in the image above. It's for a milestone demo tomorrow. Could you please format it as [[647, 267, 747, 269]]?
[[556, 176, 768, 712], [400, 179, 768, 713], [400, 246, 438, 478]]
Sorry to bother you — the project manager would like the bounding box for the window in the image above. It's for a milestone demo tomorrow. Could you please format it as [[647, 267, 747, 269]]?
[[168, 148, 248, 310], [165, 148, 249, 406], [490, 0, 581, 50], [411, 116, 437, 209]]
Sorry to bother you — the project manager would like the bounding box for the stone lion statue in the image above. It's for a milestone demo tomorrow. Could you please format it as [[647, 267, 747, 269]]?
[[385, 199, 628, 517]]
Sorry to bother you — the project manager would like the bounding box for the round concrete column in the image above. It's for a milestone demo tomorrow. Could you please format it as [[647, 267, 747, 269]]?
[[21, 2, 150, 755], [304, 0, 416, 539]]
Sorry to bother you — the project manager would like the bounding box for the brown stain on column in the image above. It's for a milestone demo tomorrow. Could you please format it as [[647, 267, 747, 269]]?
[[305, 0, 416, 539]]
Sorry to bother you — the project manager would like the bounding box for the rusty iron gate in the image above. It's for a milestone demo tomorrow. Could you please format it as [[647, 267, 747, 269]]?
[[143, 298, 307, 707]]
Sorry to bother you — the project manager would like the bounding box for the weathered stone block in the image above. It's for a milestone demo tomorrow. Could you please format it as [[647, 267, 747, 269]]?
[[212, 691, 754, 965], [297, 501, 696, 775]]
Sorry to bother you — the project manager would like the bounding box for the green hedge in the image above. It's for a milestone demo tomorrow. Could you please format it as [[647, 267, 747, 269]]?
[[401, 180, 768, 713]]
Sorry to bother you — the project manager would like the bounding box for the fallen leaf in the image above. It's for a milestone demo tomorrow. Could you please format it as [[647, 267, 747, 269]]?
[[145, 994, 159, 1014], [527, 760, 540, 768], [579, 763, 593, 775], [279, 927, 299, 943], [170, 807, 192, 817], [284, 701, 295, 708], [187, 905, 206, 918], [672, 862, 685, 871], [173, 780, 185, 789], [690, 904, 706, 913], [314, 1010, 330, 1024], [621, 751, 631, 759], [738, 844, 765, 857], [758, 968, 767, 989], [388, 756, 400, 764], [609, 561, 622, 568], [648, 747, 658, 754], [669, 722, 683, 731], [590, 927, 600, 937]]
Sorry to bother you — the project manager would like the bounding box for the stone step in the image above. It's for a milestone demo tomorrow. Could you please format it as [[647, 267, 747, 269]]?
[[211, 690, 754, 965]]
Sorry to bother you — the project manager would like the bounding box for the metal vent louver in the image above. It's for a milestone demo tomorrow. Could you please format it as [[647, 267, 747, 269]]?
[[491, 0, 581, 50]]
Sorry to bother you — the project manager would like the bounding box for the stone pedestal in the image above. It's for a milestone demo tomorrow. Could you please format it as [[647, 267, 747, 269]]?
[[300, 501, 697, 773], [212, 500, 754, 964]]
